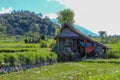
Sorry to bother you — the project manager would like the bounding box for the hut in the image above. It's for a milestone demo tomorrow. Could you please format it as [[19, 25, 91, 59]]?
[[55, 23, 110, 59]]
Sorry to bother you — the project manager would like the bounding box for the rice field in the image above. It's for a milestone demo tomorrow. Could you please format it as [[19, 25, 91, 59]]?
[[107, 43, 120, 58], [0, 42, 57, 67], [0, 39, 120, 80], [0, 59, 120, 80]]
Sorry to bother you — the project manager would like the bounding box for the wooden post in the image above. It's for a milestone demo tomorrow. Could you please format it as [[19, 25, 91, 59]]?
[[103, 48, 108, 59], [85, 47, 87, 57], [58, 39, 59, 51], [71, 38, 73, 51]]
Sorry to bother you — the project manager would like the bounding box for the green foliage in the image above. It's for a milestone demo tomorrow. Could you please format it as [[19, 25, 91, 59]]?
[[98, 31, 106, 43], [29, 23, 40, 33], [40, 34, 46, 40], [39, 39, 55, 48], [55, 27, 60, 36], [0, 10, 58, 36], [24, 34, 47, 44], [93, 35, 120, 44], [24, 32, 41, 43], [105, 36, 120, 44], [40, 40, 48, 48], [58, 52, 76, 62], [0, 24, 7, 34], [57, 9, 75, 24], [107, 43, 120, 58]]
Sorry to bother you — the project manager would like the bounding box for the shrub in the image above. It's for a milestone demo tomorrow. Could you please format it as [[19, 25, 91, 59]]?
[[3, 53, 19, 66], [107, 43, 120, 58], [58, 52, 76, 62], [40, 40, 47, 48]]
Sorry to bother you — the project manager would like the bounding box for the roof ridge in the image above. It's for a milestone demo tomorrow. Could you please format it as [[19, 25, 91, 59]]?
[[61, 23, 110, 49]]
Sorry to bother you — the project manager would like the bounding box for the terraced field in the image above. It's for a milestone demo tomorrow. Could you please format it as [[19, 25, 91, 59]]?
[[0, 42, 57, 68], [0, 40, 120, 80]]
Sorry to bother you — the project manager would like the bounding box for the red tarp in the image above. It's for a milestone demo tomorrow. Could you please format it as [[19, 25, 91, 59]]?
[[85, 46, 96, 54]]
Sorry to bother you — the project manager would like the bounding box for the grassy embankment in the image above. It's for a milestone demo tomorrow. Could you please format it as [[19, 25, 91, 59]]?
[[0, 59, 120, 80]]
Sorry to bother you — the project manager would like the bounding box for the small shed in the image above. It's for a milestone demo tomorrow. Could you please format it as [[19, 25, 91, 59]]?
[[55, 23, 110, 59]]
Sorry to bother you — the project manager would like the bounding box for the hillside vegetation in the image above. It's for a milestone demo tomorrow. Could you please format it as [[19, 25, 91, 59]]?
[[0, 10, 58, 36]]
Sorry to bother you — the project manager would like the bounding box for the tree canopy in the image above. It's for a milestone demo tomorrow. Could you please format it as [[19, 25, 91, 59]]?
[[0, 10, 58, 36], [99, 31, 106, 43], [57, 9, 75, 24]]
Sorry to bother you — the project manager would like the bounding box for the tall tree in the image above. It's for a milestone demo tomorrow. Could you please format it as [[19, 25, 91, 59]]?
[[99, 31, 106, 43], [57, 9, 75, 24]]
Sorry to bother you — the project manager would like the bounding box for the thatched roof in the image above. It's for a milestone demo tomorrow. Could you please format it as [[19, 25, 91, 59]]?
[[57, 23, 110, 49]]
